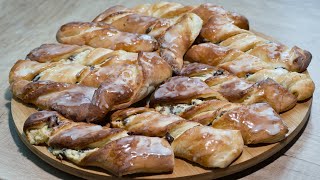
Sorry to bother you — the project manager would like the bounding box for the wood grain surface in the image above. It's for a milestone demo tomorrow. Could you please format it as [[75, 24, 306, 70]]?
[[1, 0, 319, 179]]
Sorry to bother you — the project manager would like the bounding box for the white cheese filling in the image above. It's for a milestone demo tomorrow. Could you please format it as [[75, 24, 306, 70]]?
[[155, 99, 204, 115]]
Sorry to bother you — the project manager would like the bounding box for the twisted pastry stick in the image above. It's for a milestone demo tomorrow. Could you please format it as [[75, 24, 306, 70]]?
[[179, 101, 288, 144], [92, 2, 250, 72], [181, 61, 314, 101], [111, 107, 244, 167], [112, 104, 287, 145], [93, 6, 203, 73], [10, 44, 172, 122], [246, 68, 314, 101], [23, 111, 174, 176], [93, 2, 247, 37], [131, 2, 249, 30], [93, 5, 177, 38], [56, 22, 158, 53], [200, 18, 311, 72], [150, 71, 296, 113], [185, 42, 309, 76]]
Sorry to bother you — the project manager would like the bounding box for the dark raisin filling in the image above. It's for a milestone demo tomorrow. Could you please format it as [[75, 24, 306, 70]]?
[[32, 74, 41, 82], [275, 67, 286, 70], [213, 69, 224, 76], [48, 115, 59, 128], [165, 132, 174, 144], [146, 26, 153, 34], [68, 55, 76, 61], [245, 73, 253, 78]]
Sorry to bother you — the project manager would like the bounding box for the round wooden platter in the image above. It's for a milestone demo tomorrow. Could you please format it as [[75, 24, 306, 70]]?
[[11, 97, 312, 179]]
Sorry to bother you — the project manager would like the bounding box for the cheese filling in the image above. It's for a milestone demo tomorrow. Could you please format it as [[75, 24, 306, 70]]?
[[49, 147, 98, 164], [27, 125, 52, 145], [155, 99, 204, 115]]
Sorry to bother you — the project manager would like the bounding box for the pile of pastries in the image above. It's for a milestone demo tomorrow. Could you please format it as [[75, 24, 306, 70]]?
[[10, 2, 314, 177]]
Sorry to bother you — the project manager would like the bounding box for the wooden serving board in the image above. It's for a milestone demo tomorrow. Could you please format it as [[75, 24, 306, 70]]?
[[11, 97, 312, 179]]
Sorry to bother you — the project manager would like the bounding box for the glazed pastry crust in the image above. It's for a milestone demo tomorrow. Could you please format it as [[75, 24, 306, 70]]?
[[179, 62, 297, 113], [23, 111, 174, 176], [180, 100, 288, 144], [111, 107, 244, 168], [92, 2, 249, 72], [185, 43, 310, 76], [10, 44, 172, 122], [246, 68, 315, 101], [57, 22, 158, 53]]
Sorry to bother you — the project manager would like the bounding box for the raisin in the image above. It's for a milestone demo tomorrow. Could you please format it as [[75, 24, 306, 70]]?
[[245, 73, 253, 78], [213, 70, 224, 76], [68, 55, 76, 61], [32, 74, 41, 82], [48, 115, 59, 128], [165, 132, 174, 144]]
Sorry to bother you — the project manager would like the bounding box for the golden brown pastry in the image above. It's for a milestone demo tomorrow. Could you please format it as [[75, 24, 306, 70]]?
[[93, 2, 310, 73], [93, 5, 177, 38], [111, 107, 244, 167], [131, 2, 249, 30], [23, 111, 174, 176], [246, 68, 315, 101], [56, 22, 158, 53], [194, 3, 312, 73], [180, 62, 297, 112], [10, 44, 172, 122], [149, 76, 227, 107], [179, 100, 288, 144], [157, 13, 203, 73], [185, 42, 310, 76], [180, 61, 314, 102], [93, 6, 203, 73], [151, 70, 296, 113], [94, 2, 248, 35], [92, 2, 249, 73]]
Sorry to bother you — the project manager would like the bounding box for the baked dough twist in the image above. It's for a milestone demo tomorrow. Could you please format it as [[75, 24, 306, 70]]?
[[56, 22, 158, 52], [179, 100, 288, 144], [91, 2, 250, 72], [131, 2, 311, 72], [23, 111, 174, 176], [111, 107, 244, 167], [195, 4, 311, 72], [92, 5, 203, 73], [185, 43, 310, 76], [246, 68, 314, 101], [131, 2, 249, 30], [112, 103, 287, 145], [180, 61, 313, 101], [150, 71, 297, 113], [10, 44, 172, 122], [93, 2, 248, 37]]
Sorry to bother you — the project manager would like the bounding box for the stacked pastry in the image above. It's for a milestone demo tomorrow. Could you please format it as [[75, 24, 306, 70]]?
[[112, 107, 244, 167], [148, 74, 290, 144], [23, 110, 174, 176], [10, 44, 172, 123], [58, 10, 203, 73], [9, 1, 314, 177]]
